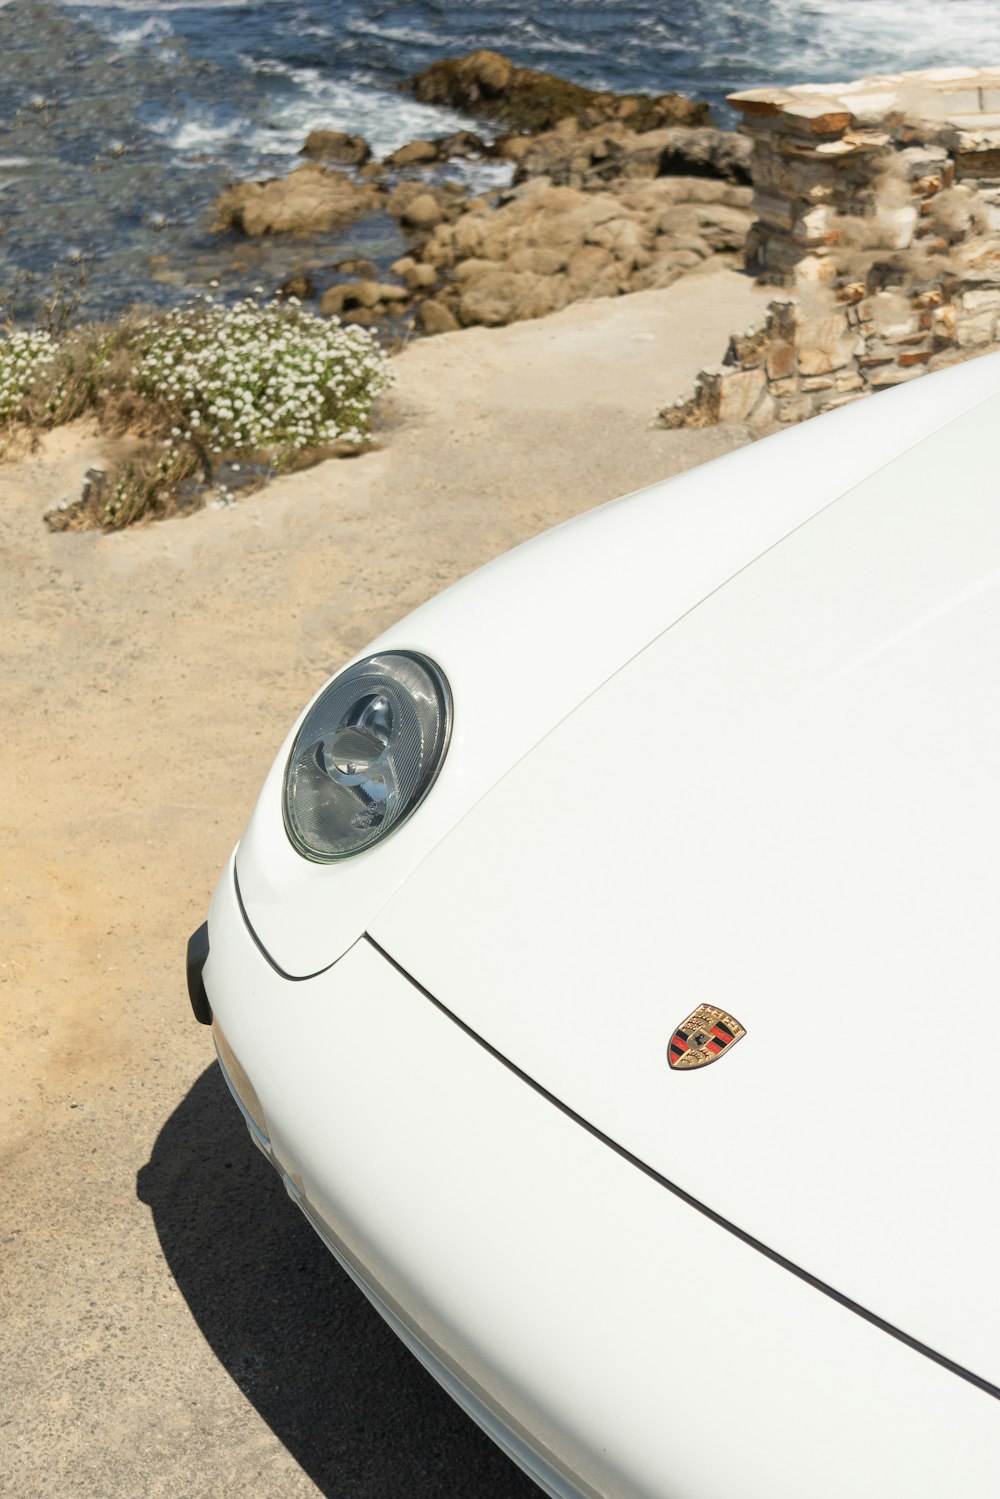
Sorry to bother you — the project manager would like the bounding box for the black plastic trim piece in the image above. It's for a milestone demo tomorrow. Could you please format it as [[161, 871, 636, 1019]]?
[[186, 922, 212, 1024], [363, 933, 1000, 1406]]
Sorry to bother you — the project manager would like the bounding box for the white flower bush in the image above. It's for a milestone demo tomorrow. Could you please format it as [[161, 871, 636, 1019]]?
[[131, 294, 394, 466], [0, 330, 55, 423], [2, 292, 397, 529]]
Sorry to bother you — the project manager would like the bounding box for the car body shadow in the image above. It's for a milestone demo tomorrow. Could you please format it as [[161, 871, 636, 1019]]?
[[137, 1063, 538, 1498]]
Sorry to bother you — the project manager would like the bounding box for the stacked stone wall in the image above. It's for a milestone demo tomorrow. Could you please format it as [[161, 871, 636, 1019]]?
[[664, 67, 1000, 430]]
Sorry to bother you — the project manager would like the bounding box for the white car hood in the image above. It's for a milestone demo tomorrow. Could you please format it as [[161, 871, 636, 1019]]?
[[369, 394, 1000, 1392], [237, 351, 1000, 981]]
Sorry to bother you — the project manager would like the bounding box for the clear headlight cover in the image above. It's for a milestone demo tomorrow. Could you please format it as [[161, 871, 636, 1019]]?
[[283, 651, 452, 861]]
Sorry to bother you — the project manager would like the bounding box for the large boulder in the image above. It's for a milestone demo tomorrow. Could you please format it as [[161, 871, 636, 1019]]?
[[406, 49, 514, 110], [386, 180, 467, 227], [403, 49, 710, 134], [212, 164, 383, 236], [300, 131, 371, 166], [435, 130, 490, 159], [514, 122, 753, 189], [278, 272, 316, 300], [381, 130, 490, 169], [384, 138, 440, 168], [456, 268, 570, 326], [656, 127, 754, 184], [320, 280, 409, 316], [417, 299, 461, 335], [391, 256, 439, 291], [400, 192, 446, 230]]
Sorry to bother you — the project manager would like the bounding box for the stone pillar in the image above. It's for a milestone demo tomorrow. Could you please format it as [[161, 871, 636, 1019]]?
[[663, 68, 1000, 430]]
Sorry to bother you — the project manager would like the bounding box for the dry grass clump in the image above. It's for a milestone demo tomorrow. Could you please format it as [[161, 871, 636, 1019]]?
[[0, 295, 395, 530]]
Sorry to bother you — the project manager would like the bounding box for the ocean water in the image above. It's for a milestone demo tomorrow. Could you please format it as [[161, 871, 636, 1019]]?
[[3, 0, 1000, 322]]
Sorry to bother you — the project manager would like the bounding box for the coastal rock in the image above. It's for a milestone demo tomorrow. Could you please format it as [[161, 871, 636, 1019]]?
[[278, 272, 316, 299], [513, 123, 753, 189], [212, 163, 383, 235], [300, 130, 371, 166], [384, 139, 439, 167], [435, 130, 490, 159], [492, 134, 536, 163], [320, 280, 409, 315], [391, 256, 439, 290], [382, 130, 490, 168], [400, 192, 446, 230], [566, 243, 619, 297], [386, 180, 467, 227], [406, 49, 514, 110], [331, 257, 376, 277], [417, 299, 460, 334], [457, 268, 570, 326], [657, 127, 754, 183], [657, 201, 751, 252], [408, 175, 752, 328], [403, 48, 710, 134], [319, 285, 348, 315]]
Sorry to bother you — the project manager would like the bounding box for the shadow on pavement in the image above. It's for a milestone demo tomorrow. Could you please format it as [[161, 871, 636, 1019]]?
[[137, 1063, 538, 1499]]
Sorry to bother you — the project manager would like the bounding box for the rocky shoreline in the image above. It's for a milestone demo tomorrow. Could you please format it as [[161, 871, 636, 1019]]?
[[12, 49, 1000, 461], [204, 52, 1000, 426], [207, 49, 751, 336]]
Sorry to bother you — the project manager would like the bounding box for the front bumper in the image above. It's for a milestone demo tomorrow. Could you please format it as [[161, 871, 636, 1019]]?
[[201, 853, 1000, 1499]]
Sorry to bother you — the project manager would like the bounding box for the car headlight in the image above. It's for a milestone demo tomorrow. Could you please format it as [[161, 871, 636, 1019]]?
[[283, 651, 452, 861]]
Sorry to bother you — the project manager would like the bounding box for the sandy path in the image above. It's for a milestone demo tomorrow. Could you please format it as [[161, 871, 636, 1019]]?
[[0, 266, 769, 1497]]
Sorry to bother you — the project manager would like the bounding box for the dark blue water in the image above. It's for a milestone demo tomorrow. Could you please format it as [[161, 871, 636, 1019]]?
[[3, 0, 1000, 322]]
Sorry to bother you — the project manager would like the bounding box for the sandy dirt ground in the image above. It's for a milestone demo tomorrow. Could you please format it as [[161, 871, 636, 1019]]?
[[0, 266, 769, 1498]]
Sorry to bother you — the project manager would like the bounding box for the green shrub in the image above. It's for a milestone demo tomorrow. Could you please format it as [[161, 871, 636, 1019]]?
[[1, 295, 395, 529], [132, 295, 393, 465]]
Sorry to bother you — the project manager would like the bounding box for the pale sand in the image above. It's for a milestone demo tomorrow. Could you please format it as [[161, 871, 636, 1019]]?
[[0, 266, 769, 1497]]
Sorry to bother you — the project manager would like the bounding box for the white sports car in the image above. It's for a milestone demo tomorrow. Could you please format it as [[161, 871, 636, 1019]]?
[[188, 352, 1000, 1499]]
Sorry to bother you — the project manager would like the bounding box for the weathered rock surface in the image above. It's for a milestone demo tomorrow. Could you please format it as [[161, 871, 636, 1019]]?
[[512, 121, 753, 187], [403, 48, 710, 134], [391, 256, 440, 291], [300, 130, 372, 166], [385, 179, 468, 228], [416, 299, 461, 334], [320, 279, 410, 316], [656, 127, 754, 183], [278, 272, 316, 299], [384, 138, 440, 168], [384, 130, 490, 168], [214, 60, 747, 333], [456, 267, 570, 327], [436, 129, 491, 159], [331, 256, 376, 278], [399, 192, 448, 230], [212, 163, 383, 236], [410, 176, 753, 329]]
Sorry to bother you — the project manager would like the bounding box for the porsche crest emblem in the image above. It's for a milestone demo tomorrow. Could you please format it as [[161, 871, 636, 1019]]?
[[668, 1005, 746, 1070]]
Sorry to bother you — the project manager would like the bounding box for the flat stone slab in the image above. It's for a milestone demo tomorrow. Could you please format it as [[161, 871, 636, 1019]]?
[[730, 67, 1000, 133]]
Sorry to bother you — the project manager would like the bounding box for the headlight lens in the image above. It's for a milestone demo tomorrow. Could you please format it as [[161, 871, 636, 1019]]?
[[283, 651, 452, 861]]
